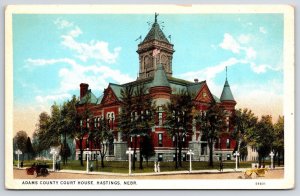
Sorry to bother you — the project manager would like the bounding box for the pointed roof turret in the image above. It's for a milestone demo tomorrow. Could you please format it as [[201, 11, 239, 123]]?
[[152, 64, 170, 87], [220, 67, 235, 102], [142, 13, 170, 43]]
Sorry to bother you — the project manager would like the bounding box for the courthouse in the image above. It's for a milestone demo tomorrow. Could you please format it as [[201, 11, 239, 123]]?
[[75, 14, 237, 162]]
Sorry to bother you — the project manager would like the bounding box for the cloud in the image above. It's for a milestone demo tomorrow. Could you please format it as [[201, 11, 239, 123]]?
[[218, 33, 282, 74], [53, 19, 121, 64], [26, 58, 67, 66], [57, 60, 133, 92], [238, 34, 250, 44], [245, 47, 256, 60], [25, 57, 134, 93], [178, 57, 243, 82], [220, 33, 256, 59], [61, 34, 121, 63], [219, 33, 241, 54], [35, 93, 71, 104], [259, 26, 267, 34], [250, 62, 281, 74], [68, 26, 82, 37], [54, 18, 74, 29]]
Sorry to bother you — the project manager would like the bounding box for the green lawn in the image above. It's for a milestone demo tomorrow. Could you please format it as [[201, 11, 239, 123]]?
[[14, 159, 272, 173]]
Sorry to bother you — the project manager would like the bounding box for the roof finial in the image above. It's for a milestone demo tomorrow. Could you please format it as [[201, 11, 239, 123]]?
[[155, 12, 159, 23], [226, 66, 228, 80]]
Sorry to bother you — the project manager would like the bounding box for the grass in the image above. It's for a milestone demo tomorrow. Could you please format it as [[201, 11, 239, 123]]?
[[14, 159, 275, 173]]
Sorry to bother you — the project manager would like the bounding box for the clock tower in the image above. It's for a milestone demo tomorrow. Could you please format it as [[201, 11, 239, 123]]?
[[137, 13, 175, 79]]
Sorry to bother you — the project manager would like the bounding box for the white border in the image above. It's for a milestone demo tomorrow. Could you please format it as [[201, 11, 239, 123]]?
[[5, 4, 295, 189]]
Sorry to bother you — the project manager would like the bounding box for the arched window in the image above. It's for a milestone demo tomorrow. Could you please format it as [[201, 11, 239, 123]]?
[[144, 55, 152, 69], [94, 118, 97, 128], [86, 118, 89, 128]]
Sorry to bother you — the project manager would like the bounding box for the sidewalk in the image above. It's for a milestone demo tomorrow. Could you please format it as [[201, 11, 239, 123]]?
[[55, 167, 284, 176]]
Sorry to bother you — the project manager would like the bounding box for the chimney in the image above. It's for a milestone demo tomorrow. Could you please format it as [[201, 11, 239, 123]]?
[[80, 83, 89, 99], [194, 78, 199, 83]]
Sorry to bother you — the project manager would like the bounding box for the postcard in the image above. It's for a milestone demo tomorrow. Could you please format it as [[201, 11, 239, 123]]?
[[5, 4, 294, 189]]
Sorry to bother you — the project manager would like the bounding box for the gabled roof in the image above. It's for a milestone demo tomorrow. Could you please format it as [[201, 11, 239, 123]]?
[[213, 94, 221, 103], [109, 83, 124, 99], [96, 94, 104, 104], [220, 79, 235, 101], [78, 90, 98, 105], [89, 68, 223, 105], [142, 21, 169, 44], [187, 82, 205, 98]]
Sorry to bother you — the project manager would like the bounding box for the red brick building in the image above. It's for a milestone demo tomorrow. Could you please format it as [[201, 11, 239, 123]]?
[[75, 15, 236, 162]]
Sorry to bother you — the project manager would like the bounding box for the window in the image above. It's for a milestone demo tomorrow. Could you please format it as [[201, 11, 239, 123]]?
[[202, 92, 207, 97], [141, 110, 144, 120], [227, 154, 231, 160], [111, 113, 115, 130], [172, 135, 176, 146], [226, 139, 230, 149], [158, 153, 163, 162], [86, 118, 89, 128], [226, 116, 229, 132], [182, 153, 187, 161], [97, 117, 100, 127], [158, 107, 163, 126], [86, 139, 89, 149], [94, 118, 97, 128], [130, 112, 134, 122], [173, 154, 176, 161], [158, 113, 163, 125], [158, 133, 163, 147], [109, 137, 114, 155], [182, 136, 186, 148]]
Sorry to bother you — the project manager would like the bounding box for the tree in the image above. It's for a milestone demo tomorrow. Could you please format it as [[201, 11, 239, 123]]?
[[13, 131, 28, 161], [248, 115, 274, 167], [195, 103, 226, 167], [25, 137, 34, 160], [118, 84, 155, 170], [273, 116, 284, 166], [91, 117, 113, 168], [118, 85, 134, 139], [59, 95, 78, 165], [140, 134, 155, 166], [33, 105, 61, 154], [231, 108, 258, 162], [47, 103, 62, 147], [60, 142, 71, 164], [32, 132, 42, 158], [75, 103, 91, 167], [132, 84, 155, 170], [164, 90, 193, 169], [33, 112, 51, 153]]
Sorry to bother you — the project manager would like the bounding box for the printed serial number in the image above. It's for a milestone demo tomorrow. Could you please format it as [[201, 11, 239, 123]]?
[[255, 182, 266, 186]]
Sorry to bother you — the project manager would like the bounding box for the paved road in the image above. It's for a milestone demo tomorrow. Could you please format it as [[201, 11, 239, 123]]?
[[14, 168, 283, 179]]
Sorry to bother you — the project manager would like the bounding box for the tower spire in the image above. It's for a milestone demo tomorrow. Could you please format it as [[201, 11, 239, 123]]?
[[220, 66, 235, 102], [155, 12, 159, 23]]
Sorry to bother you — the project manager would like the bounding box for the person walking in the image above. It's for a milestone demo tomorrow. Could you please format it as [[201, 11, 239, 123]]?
[[219, 160, 224, 172]]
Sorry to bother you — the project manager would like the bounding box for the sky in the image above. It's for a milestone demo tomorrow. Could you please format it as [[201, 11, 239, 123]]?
[[12, 13, 284, 137]]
